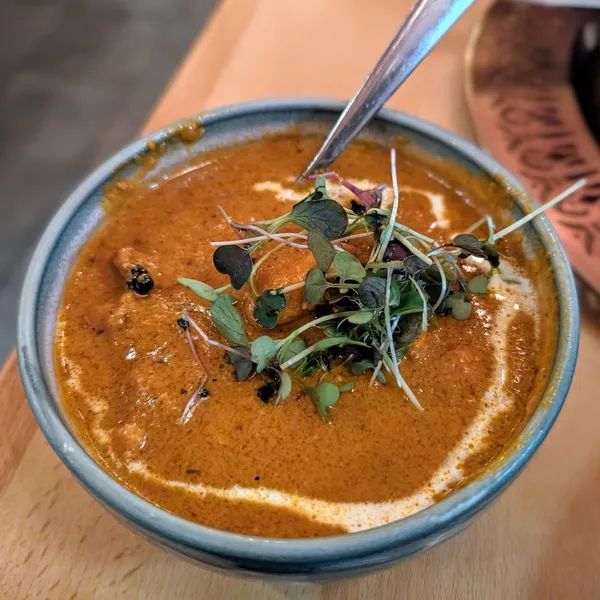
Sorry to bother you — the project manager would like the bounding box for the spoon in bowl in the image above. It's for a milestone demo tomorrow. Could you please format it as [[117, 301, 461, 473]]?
[[301, 0, 475, 178]]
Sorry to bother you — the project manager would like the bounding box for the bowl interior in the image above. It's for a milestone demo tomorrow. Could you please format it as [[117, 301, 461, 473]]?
[[18, 99, 578, 564]]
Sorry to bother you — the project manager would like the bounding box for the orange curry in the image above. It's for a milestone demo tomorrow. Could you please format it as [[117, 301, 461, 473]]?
[[55, 134, 558, 538]]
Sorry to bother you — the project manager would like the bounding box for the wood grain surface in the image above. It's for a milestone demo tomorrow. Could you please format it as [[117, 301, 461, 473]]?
[[2, 0, 600, 598]]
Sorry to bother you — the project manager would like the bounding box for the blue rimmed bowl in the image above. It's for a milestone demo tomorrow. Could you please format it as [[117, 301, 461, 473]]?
[[17, 99, 579, 581]]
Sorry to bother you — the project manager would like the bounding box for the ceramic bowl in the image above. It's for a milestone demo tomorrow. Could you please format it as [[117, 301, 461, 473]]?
[[17, 99, 579, 581]]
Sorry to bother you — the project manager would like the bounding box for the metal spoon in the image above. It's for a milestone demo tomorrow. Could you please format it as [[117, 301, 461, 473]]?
[[301, 0, 475, 178]]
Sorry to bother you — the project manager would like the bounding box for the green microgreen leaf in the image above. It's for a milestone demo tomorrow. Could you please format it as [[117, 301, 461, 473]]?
[[227, 347, 253, 381], [251, 336, 278, 373], [350, 359, 374, 375], [280, 337, 307, 363], [304, 267, 327, 304], [178, 278, 220, 302], [358, 276, 387, 308], [339, 383, 355, 393], [468, 275, 489, 294], [276, 370, 293, 404], [307, 382, 340, 421], [291, 199, 348, 240], [447, 292, 472, 320], [213, 246, 252, 290], [390, 290, 428, 317], [389, 278, 401, 307], [253, 290, 286, 329], [210, 294, 249, 346], [307, 229, 336, 272], [333, 251, 366, 282], [347, 310, 375, 324], [443, 265, 457, 283]]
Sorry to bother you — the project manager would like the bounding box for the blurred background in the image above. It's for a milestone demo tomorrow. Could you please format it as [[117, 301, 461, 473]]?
[[0, 0, 217, 362]]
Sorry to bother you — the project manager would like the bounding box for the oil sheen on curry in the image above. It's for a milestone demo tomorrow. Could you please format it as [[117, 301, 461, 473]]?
[[56, 133, 557, 538]]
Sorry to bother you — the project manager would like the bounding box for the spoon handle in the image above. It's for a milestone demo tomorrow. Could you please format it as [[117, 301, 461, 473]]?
[[301, 0, 475, 178]]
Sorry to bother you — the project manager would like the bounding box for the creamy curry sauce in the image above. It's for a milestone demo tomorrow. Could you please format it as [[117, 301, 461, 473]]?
[[56, 134, 557, 538]]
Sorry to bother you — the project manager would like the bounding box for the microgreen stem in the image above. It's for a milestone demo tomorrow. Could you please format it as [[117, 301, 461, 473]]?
[[367, 208, 436, 244], [486, 216, 496, 244], [277, 281, 306, 294], [382, 353, 423, 411], [370, 315, 399, 386], [277, 311, 356, 357], [376, 148, 400, 262], [334, 231, 373, 244], [184, 325, 207, 374], [410, 276, 429, 332], [218, 205, 293, 243], [280, 339, 369, 371], [343, 217, 369, 234], [366, 261, 405, 270], [403, 235, 434, 253], [210, 233, 305, 247], [495, 178, 586, 240], [368, 243, 381, 264], [276, 272, 354, 296], [427, 247, 461, 258], [182, 310, 251, 360], [244, 223, 305, 248], [383, 268, 422, 409], [464, 216, 486, 235], [210, 231, 372, 250], [431, 256, 447, 312], [177, 384, 207, 426], [328, 283, 360, 290], [393, 232, 433, 266]]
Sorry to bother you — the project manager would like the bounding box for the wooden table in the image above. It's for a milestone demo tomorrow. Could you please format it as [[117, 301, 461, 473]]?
[[2, 1, 600, 597]]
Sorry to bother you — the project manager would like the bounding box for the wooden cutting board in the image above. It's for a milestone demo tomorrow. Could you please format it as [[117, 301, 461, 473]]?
[[2, 1, 600, 598]]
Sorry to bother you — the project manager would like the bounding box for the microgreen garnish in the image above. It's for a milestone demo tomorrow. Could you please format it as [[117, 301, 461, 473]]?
[[213, 246, 253, 290], [178, 278, 221, 302], [228, 348, 253, 382], [209, 295, 249, 346], [253, 290, 286, 329], [290, 197, 348, 240], [447, 292, 472, 320], [307, 229, 336, 271], [276, 370, 292, 404], [358, 277, 387, 308], [251, 336, 279, 372], [307, 382, 340, 421], [468, 275, 489, 295], [334, 251, 366, 282], [304, 268, 327, 304], [176, 160, 585, 421]]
